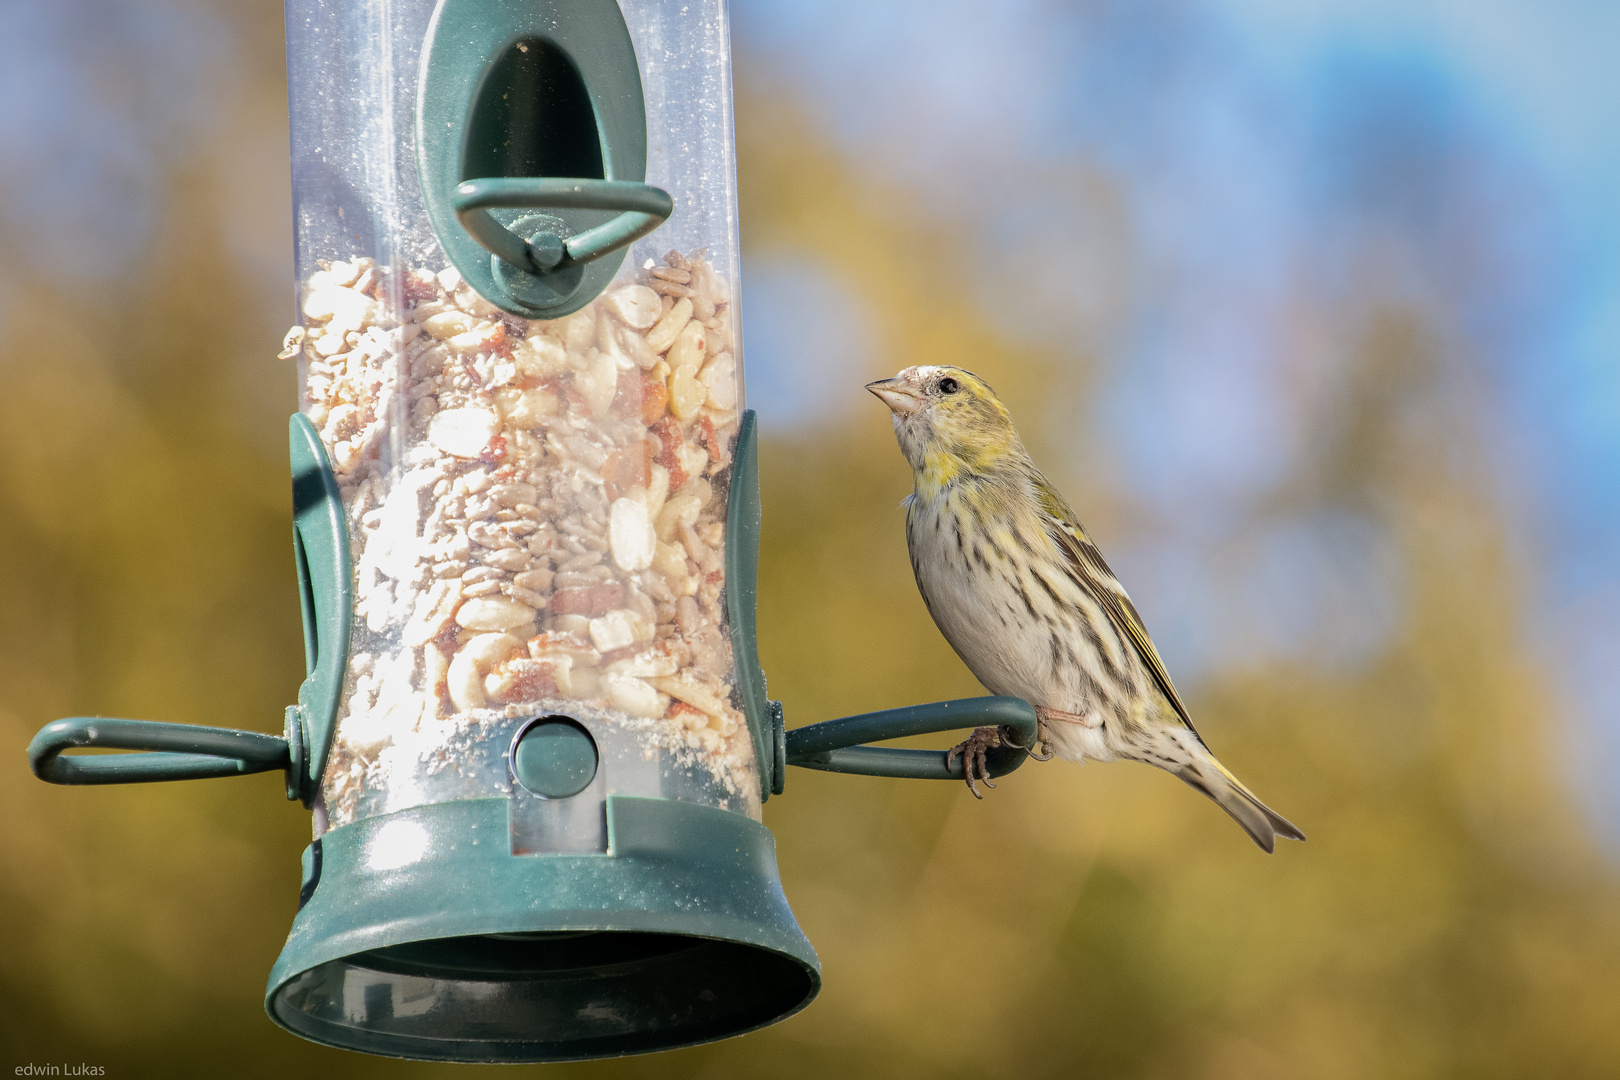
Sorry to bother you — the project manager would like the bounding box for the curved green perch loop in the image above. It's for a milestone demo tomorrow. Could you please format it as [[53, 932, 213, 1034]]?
[[785, 696, 1037, 781], [453, 177, 673, 273], [28, 717, 289, 785], [26, 414, 351, 802]]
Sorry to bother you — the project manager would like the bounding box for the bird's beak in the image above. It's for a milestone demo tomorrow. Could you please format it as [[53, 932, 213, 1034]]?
[[866, 378, 925, 416]]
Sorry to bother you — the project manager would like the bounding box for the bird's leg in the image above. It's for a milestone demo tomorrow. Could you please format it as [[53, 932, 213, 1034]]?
[[946, 725, 1005, 798], [1030, 706, 1102, 761], [1036, 705, 1096, 727]]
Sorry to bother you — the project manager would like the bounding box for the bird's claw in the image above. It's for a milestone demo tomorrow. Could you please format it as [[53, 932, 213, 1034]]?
[[1004, 725, 1055, 762], [946, 725, 1005, 798]]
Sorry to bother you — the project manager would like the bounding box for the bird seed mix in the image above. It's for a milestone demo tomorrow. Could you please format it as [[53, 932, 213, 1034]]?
[[286, 251, 755, 825]]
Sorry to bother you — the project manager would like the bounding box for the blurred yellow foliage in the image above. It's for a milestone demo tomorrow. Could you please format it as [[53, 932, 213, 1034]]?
[[3, 41, 1619, 1080]]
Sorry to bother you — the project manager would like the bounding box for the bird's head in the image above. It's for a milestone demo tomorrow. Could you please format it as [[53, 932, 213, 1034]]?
[[866, 365, 1023, 489]]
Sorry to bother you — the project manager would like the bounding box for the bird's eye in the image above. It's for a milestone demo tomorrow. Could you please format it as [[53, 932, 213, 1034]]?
[[938, 377, 960, 394]]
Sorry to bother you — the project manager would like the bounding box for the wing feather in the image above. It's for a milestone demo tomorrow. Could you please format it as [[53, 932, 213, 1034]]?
[[1032, 477, 1207, 747]]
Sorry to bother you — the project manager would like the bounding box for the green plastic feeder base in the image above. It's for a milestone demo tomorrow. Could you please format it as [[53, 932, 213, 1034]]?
[[266, 796, 819, 1062]]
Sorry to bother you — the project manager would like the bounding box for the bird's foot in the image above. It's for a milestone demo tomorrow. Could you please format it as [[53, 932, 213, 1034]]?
[[947, 726, 1005, 799]]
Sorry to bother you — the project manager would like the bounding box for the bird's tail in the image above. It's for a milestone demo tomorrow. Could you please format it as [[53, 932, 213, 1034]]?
[[1172, 752, 1305, 854]]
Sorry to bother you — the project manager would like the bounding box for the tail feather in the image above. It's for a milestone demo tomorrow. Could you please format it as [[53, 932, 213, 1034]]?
[[1173, 760, 1305, 854]]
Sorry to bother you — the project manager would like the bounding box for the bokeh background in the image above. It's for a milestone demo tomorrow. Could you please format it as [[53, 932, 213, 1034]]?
[[4, 0, 1620, 1075]]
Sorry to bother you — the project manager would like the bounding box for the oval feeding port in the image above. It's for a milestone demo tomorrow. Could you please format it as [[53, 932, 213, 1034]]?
[[513, 717, 598, 799], [464, 38, 604, 185], [417, 0, 656, 319]]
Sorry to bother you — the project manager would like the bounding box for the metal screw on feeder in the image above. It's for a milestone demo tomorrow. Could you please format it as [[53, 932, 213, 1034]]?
[[25, 0, 1038, 1064]]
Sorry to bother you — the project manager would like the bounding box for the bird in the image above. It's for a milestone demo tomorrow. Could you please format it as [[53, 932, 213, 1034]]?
[[867, 364, 1304, 852]]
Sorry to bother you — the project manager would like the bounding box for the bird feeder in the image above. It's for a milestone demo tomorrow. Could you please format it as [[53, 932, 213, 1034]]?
[[27, 0, 1037, 1064]]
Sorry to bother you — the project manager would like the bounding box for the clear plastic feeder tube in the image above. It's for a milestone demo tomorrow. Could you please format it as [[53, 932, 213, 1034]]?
[[282, 0, 754, 830]]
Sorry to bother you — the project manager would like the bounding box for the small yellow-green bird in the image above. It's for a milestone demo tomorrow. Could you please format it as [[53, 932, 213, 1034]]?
[[868, 364, 1304, 852]]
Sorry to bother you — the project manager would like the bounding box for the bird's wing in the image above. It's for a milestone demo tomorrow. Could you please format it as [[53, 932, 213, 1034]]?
[[1033, 477, 1208, 748]]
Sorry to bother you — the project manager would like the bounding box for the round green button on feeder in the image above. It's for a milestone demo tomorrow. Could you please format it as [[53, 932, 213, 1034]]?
[[513, 719, 598, 798]]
